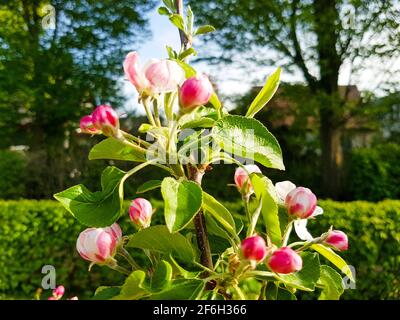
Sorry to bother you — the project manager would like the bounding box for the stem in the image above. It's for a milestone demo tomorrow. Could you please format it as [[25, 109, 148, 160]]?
[[282, 220, 294, 246], [120, 130, 151, 148], [118, 247, 141, 270], [242, 194, 251, 222], [174, 0, 213, 280], [175, 0, 190, 50], [108, 264, 131, 276], [246, 196, 262, 237], [153, 98, 162, 127], [233, 284, 246, 300], [188, 165, 213, 276], [143, 97, 156, 126]]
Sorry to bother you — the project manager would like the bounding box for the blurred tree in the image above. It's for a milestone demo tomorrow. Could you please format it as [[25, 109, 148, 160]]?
[[0, 0, 155, 196], [190, 0, 400, 198]]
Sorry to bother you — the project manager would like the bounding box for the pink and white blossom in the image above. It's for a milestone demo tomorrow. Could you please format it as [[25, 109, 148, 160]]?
[[91, 105, 119, 137], [234, 165, 262, 194], [76, 223, 122, 264], [79, 115, 100, 134], [285, 187, 317, 219], [179, 74, 213, 109], [123, 51, 185, 95], [129, 198, 153, 229], [241, 235, 267, 262], [325, 230, 349, 251], [267, 247, 303, 274]]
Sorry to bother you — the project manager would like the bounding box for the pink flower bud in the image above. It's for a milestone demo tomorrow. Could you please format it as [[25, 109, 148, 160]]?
[[79, 115, 100, 134], [129, 198, 153, 228], [145, 59, 185, 93], [179, 74, 213, 109], [241, 235, 267, 262], [91, 105, 119, 137], [48, 297, 56, 300], [268, 247, 303, 274], [325, 230, 348, 251], [123, 51, 184, 94], [123, 52, 151, 93], [76, 223, 122, 264], [285, 187, 317, 219], [234, 165, 262, 194], [53, 285, 65, 298]]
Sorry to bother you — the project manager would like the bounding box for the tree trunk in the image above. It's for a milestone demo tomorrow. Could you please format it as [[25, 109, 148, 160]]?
[[320, 115, 343, 199], [313, 0, 344, 199]]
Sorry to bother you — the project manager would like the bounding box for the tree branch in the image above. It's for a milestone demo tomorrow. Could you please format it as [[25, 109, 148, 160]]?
[[289, 0, 317, 91]]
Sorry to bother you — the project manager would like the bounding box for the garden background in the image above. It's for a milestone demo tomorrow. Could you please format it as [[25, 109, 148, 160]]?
[[0, 0, 399, 299]]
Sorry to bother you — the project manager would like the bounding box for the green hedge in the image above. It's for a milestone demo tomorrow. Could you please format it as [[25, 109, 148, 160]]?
[[349, 143, 400, 201], [0, 199, 399, 299]]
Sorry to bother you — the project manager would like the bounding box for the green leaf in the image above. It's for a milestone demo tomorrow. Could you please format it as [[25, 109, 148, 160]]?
[[92, 286, 121, 300], [151, 260, 173, 291], [250, 174, 281, 244], [181, 118, 215, 129], [202, 192, 236, 237], [157, 6, 170, 16], [265, 282, 278, 300], [204, 214, 231, 242], [173, 59, 197, 78], [246, 67, 281, 118], [89, 137, 145, 162], [212, 115, 284, 170], [54, 166, 125, 227], [311, 244, 354, 282], [169, 14, 185, 32], [161, 177, 202, 233], [277, 287, 297, 300], [136, 180, 162, 194], [138, 123, 154, 133], [318, 265, 344, 300], [149, 279, 204, 300], [113, 270, 149, 300], [186, 6, 194, 35], [162, 0, 175, 11], [179, 47, 197, 60], [195, 25, 216, 35], [276, 252, 320, 291], [127, 225, 195, 263], [208, 91, 222, 110]]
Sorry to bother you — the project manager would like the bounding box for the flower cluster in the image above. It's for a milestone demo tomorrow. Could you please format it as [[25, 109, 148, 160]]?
[[236, 165, 348, 274], [54, 1, 353, 300]]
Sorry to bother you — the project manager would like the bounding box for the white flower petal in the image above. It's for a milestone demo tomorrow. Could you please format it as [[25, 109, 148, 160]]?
[[294, 219, 314, 241], [311, 206, 324, 217], [275, 180, 296, 204]]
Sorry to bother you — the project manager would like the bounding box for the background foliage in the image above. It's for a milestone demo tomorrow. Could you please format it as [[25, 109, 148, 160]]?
[[0, 199, 398, 300]]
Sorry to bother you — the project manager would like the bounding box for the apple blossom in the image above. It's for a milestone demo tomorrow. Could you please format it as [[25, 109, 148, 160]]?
[[179, 74, 213, 109], [76, 223, 122, 264], [91, 105, 119, 137], [285, 187, 317, 219], [79, 115, 100, 134], [129, 198, 153, 228], [241, 235, 267, 262], [234, 165, 262, 194], [268, 247, 303, 274], [123, 51, 184, 95], [325, 230, 349, 251], [53, 285, 65, 299]]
